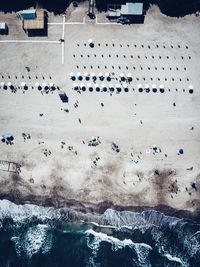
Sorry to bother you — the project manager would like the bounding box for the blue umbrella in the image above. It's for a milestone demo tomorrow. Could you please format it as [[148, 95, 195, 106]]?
[[179, 148, 184, 154]]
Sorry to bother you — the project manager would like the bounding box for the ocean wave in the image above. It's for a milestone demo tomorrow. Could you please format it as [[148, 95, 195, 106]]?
[[11, 224, 52, 258], [164, 254, 183, 265], [86, 229, 153, 266], [0, 200, 199, 266]]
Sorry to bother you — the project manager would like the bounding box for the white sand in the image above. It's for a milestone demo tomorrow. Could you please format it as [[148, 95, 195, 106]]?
[[0, 5, 199, 212]]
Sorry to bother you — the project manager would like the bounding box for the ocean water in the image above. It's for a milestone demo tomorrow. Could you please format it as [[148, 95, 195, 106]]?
[[0, 200, 199, 267]]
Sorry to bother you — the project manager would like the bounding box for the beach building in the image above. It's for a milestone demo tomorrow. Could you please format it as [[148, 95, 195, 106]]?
[[19, 9, 47, 36], [0, 22, 8, 35], [120, 2, 144, 23], [107, 2, 144, 23]]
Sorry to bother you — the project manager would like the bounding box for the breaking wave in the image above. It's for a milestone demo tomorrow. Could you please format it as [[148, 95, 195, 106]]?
[[0, 199, 199, 267]]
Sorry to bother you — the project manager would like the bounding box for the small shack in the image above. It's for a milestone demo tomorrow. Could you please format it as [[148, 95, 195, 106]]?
[[120, 2, 144, 23], [58, 91, 68, 103], [19, 9, 47, 36], [0, 22, 8, 35]]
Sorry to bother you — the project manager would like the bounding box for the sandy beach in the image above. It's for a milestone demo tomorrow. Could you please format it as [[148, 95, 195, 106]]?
[[0, 3, 200, 218]]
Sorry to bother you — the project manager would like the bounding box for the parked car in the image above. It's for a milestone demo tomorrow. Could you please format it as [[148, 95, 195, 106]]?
[[117, 18, 130, 24]]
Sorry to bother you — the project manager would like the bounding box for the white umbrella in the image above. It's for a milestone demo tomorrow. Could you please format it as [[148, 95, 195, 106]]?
[[115, 83, 121, 88], [127, 73, 132, 81], [105, 73, 110, 77], [122, 83, 128, 88], [42, 82, 47, 87], [49, 82, 54, 87], [88, 39, 93, 44], [152, 84, 157, 89], [98, 72, 104, 77], [21, 82, 26, 87], [95, 84, 101, 91], [145, 84, 149, 89], [77, 72, 82, 80], [109, 84, 113, 88], [189, 85, 193, 90], [120, 73, 126, 81], [73, 82, 78, 87], [70, 72, 76, 80], [84, 72, 89, 77], [91, 73, 96, 77], [159, 84, 164, 89], [35, 82, 40, 87], [101, 83, 106, 89], [0, 82, 5, 87], [80, 83, 85, 88], [7, 82, 12, 87]]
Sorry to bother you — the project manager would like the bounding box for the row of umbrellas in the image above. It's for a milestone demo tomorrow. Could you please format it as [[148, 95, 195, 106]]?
[[73, 83, 194, 93], [0, 82, 56, 91], [70, 72, 132, 82]]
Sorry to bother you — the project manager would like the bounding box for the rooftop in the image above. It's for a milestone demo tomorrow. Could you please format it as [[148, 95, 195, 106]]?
[[23, 10, 44, 30], [121, 2, 143, 16]]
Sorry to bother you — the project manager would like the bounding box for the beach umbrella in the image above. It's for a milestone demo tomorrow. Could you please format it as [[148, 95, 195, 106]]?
[[105, 73, 111, 81], [122, 83, 129, 92], [70, 72, 76, 81], [120, 73, 126, 81], [21, 82, 26, 87], [127, 73, 132, 82], [101, 83, 107, 92], [35, 82, 42, 90], [84, 72, 90, 81], [179, 148, 184, 154], [7, 82, 12, 87], [115, 84, 121, 92], [152, 84, 157, 93], [109, 84, 114, 92], [0, 82, 5, 88], [42, 82, 48, 90], [122, 83, 128, 88], [159, 84, 165, 93], [145, 84, 150, 93], [87, 83, 93, 92], [188, 85, 194, 94], [95, 84, 101, 92], [49, 82, 56, 90], [21, 81, 28, 90], [91, 72, 97, 80], [73, 82, 79, 90], [98, 73, 104, 81], [80, 83, 86, 91], [77, 72, 82, 81], [88, 38, 94, 47], [138, 84, 143, 92]]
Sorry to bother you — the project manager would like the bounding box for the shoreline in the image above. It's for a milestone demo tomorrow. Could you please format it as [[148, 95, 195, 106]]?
[[0, 194, 199, 224]]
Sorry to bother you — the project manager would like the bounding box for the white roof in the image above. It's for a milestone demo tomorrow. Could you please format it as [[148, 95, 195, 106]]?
[[0, 22, 6, 29], [20, 10, 36, 14]]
